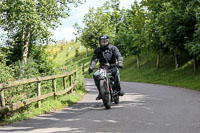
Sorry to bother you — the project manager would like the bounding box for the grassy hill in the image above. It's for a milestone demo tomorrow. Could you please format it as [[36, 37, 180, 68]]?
[[46, 41, 92, 70], [49, 41, 200, 91]]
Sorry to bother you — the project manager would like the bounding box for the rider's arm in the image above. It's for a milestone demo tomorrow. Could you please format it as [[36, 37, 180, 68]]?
[[113, 46, 123, 65], [89, 48, 99, 69]]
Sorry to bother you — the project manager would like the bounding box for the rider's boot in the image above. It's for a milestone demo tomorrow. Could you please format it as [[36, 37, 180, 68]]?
[[119, 90, 124, 96], [96, 86, 102, 100]]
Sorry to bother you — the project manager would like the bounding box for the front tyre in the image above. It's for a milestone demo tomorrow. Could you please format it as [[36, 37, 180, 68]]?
[[100, 79, 111, 109], [114, 94, 119, 104]]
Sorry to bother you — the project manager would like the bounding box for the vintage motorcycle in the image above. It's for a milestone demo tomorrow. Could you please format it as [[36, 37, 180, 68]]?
[[98, 63, 120, 109]]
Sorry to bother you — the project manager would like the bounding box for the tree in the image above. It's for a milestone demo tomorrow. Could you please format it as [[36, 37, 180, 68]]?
[[185, 2, 200, 71], [0, 0, 84, 64], [116, 1, 146, 67], [161, 0, 199, 69], [143, 2, 168, 69], [74, 0, 123, 49], [142, 0, 200, 70]]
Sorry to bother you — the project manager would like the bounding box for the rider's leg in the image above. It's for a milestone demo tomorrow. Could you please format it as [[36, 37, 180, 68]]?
[[93, 70, 102, 100], [112, 67, 124, 96]]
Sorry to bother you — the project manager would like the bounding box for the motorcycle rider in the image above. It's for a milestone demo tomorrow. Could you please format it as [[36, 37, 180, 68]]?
[[88, 35, 124, 100]]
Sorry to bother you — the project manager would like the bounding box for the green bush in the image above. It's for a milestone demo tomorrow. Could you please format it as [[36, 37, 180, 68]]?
[[14, 58, 40, 80], [75, 71, 85, 92], [75, 49, 79, 57], [29, 45, 55, 75], [0, 49, 15, 83]]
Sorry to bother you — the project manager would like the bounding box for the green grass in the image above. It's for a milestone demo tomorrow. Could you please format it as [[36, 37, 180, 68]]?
[[120, 53, 200, 91], [0, 90, 85, 126], [46, 41, 93, 74], [47, 41, 88, 68], [82, 49, 200, 91]]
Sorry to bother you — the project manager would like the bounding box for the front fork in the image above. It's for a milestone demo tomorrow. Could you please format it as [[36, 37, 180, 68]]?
[[105, 78, 110, 94], [108, 78, 116, 102]]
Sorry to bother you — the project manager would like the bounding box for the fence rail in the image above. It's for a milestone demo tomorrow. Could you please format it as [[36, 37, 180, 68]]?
[[0, 69, 78, 116]]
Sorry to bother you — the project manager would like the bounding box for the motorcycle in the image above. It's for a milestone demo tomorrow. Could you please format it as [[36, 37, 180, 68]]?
[[98, 64, 120, 109]]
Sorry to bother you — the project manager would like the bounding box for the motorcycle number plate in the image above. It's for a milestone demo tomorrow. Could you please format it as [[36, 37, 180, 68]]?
[[99, 69, 107, 77]]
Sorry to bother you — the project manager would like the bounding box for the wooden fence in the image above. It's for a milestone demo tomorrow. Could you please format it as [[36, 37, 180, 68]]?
[[0, 69, 78, 116]]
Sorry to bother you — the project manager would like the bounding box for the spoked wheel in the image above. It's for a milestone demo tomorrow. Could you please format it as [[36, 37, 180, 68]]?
[[114, 95, 119, 104], [100, 79, 111, 109]]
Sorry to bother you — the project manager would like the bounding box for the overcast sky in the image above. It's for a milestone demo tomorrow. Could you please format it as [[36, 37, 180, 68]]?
[[0, 0, 142, 43]]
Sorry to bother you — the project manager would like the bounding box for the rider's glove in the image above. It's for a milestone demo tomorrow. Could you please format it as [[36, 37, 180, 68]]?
[[88, 67, 93, 74], [117, 61, 123, 68], [105, 63, 110, 68]]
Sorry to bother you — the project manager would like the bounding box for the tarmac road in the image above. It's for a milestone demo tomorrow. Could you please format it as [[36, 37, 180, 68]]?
[[0, 78, 200, 133]]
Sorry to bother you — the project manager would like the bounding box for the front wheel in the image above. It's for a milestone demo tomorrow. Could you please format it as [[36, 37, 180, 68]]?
[[114, 94, 119, 104], [100, 79, 111, 109]]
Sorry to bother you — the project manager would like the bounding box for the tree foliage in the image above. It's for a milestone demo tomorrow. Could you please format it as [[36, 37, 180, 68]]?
[[74, 0, 200, 71], [0, 0, 84, 63], [74, 0, 122, 49]]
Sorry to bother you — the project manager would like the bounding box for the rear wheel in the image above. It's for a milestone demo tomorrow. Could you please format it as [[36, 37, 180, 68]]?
[[112, 84, 119, 104], [100, 79, 111, 109]]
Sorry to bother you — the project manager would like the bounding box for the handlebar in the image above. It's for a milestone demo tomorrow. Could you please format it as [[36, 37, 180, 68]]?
[[101, 63, 119, 69], [89, 63, 122, 75]]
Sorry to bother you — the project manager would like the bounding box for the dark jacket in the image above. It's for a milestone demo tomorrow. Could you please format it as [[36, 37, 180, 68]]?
[[90, 44, 123, 68]]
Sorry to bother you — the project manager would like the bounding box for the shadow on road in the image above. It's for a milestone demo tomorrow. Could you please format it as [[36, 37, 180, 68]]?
[[0, 92, 147, 133], [0, 79, 149, 133]]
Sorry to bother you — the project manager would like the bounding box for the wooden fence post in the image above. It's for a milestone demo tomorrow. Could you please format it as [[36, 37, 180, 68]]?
[[0, 69, 79, 115], [82, 64, 84, 75], [37, 82, 41, 108], [52, 79, 57, 100], [69, 75, 73, 92], [74, 72, 77, 92], [63, 77, 66, 90], [75, 71, 77, 80], [69, 75, 72, 86], [1, 90, 6, 119]]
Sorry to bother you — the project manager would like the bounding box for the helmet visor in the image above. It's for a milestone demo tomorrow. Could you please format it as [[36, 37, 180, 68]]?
[[100, 39, 108, 47]]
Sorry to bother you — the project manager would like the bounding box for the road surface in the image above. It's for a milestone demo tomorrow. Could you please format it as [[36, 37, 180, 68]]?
[[0, 78, 200, 133]]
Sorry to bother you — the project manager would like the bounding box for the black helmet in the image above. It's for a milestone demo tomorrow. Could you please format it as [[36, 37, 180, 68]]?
[[99, 35, 109, 48]]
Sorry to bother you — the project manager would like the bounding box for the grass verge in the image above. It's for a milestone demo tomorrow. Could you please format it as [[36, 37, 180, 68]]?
[[120, 53, 200, 91], [0, 90, 84, 126], [83, 50, 200, 91]]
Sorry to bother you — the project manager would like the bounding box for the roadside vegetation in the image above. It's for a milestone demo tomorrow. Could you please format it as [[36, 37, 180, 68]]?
[[72, 0, 200, 90], [85, 51, 200, 91], [48, 42, 200, 91], [0, 0, 86, 125], [74, 0, 200, 72], [0, 41, 86, 126], [120, 53, 200, 91]]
